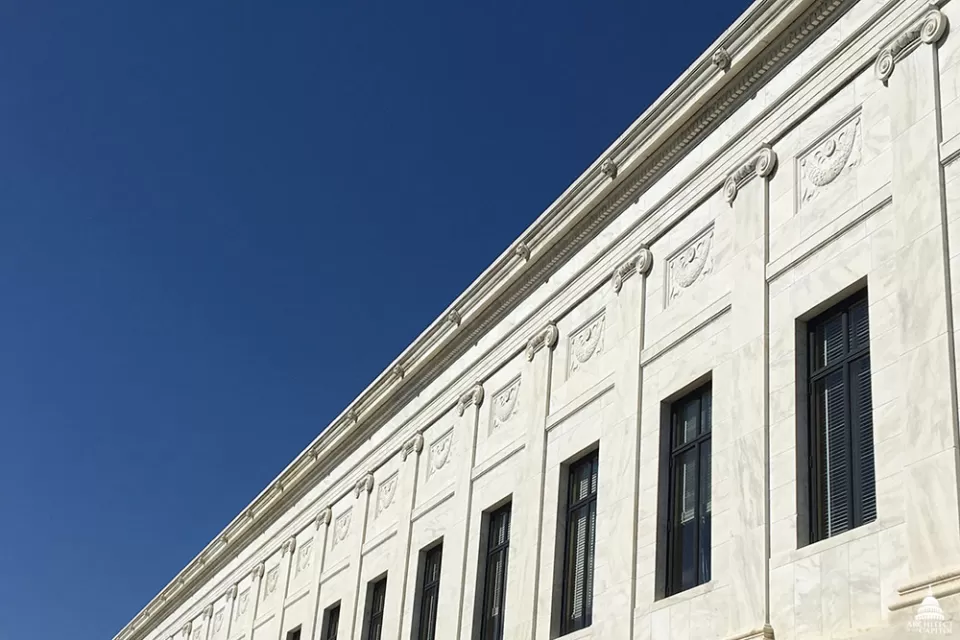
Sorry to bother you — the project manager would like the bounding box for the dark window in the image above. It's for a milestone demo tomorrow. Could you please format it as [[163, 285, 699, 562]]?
[[807, 291, 876, 542], [417, 545, 442, 640], [560, 451, 598, 635], [323, 603, 341, 640], [366, 577, 387, 640], [479, 504, 511, 640], [664, 384, 712, 596], [286, 628, 301, 640]]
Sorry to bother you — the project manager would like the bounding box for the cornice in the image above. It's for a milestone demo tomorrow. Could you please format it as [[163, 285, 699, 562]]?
[[113, 0, 863, 638]]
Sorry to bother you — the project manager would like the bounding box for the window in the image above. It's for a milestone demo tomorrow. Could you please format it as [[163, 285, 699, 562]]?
[[323, 603, 341, 640], [806, 291, 876, 543], [366, 577, 387, 640], [479, 504, 511, 640], [560, 451, 598, 635], [662, 384, 712, 597], [286, 628, 301, 640], [416, 544, 442, 640]]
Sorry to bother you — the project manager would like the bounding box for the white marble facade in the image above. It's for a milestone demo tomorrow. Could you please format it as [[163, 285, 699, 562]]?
[[116, 0, 960, 639]]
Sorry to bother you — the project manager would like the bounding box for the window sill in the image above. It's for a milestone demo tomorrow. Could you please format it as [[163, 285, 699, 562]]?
[[771, 515, 903, 569], [556, 627, 593, 640], [649, 580, 716, 612]]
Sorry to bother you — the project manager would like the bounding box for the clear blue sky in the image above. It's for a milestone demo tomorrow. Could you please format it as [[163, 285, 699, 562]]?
[[0, 2, 748, 638]]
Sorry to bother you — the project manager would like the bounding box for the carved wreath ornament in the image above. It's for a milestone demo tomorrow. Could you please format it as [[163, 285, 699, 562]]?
[[491, 378, 520, 431], [668, 227, 714, 302], [570, 314, 605, 374], [800, 114, 861, 204]]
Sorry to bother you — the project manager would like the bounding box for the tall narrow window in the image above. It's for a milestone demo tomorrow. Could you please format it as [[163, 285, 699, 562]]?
[[366, 577, 387, 640], [664, 384, 712, 596], [323, 603, 341, 640], [807, 291, 876, 542], [560, 451, 598, 635], [480, 504, 511, 640], [417, 544, 442, 640]]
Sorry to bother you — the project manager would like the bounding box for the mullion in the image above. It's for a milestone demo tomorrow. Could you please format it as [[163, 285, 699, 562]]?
[[809, 344, 869, 380]]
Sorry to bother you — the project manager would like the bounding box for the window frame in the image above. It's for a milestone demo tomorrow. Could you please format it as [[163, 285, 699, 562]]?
[[559, 450, 599, 636], [322, 602, 341, 640], [415, 543, 443, 640], [365, 576, 387, 640], [478, 503, 511, 640], [659, 383, 712, 598], [804, 289, 876, 544]]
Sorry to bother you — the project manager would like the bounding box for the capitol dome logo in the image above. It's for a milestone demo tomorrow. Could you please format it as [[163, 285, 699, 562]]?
[[908, 589, 953, 635]]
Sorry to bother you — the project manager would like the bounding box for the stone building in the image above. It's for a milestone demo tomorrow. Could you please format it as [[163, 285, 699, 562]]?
[[114, 0, 960, 638]]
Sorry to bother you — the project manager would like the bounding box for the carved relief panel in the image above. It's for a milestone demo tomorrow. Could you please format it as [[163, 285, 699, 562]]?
[[568, 312, 605, 376], [490, 376, 521, 434], [376, 472, 399, 517]]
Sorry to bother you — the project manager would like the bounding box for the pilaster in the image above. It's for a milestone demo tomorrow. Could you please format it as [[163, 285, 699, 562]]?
[[245, 563, 265, 640], [346, 472, 375, 639], [224, 586, 238, 640], [273, 536, 296, 640], [306, 509, 332, 640], [392, 432, 424, 640], [881, 4, 960, 605], [724, 143, 776, 637], [503, 322, 558, 640]]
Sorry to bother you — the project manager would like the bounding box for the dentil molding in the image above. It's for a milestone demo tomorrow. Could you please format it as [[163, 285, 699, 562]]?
[[456, 383, 485, 416], [525, 322, 559, 361], [612, 248, 654, 293], [723, 144, 777, 203], [875, 7, 947, 83]]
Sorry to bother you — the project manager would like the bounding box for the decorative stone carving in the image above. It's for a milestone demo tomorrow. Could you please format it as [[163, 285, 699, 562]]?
[[514, 242, 531, 261], [612, 248, 654, 293], [875, 8, 947, 82], [723, 144, 777, 203], [376, 472, 399, 516], [667, 225, 715, 303], [402, 432, 424, 461], [315, 507, 332, 528], [191, 624, 202, 640], [491, 377, 521, 432], [333, 510, 351, 547], [225, 585, 237, 601], [798, 111, 861, 205], [428, 430, 454, 478], [390, 364, 405, 382], [281, 536, 296, 556], [525, 322, 559, 361], [569, 313, 605, 374], [295, 539, 312, 575], [203, 605, 213, 619], [181, 622, 192, 638], [235, 589, 249, 620], [345, 409, 359, 425], [354, 472, 375, 498], [263, 566, 279, 599], [456, 383, 485, 417], [446, 309, 461, 326], [213, 609, 224, 633], [251, 563, 264, 581], [600, 158, 618, 180], [712, 47, 731, 71]]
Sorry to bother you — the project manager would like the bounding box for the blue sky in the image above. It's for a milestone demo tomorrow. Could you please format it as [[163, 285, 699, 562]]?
[[0, 2, 748, 638]]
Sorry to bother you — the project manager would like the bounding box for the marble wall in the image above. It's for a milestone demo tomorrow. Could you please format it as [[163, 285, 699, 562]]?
[[122, 1, 960, 640]]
